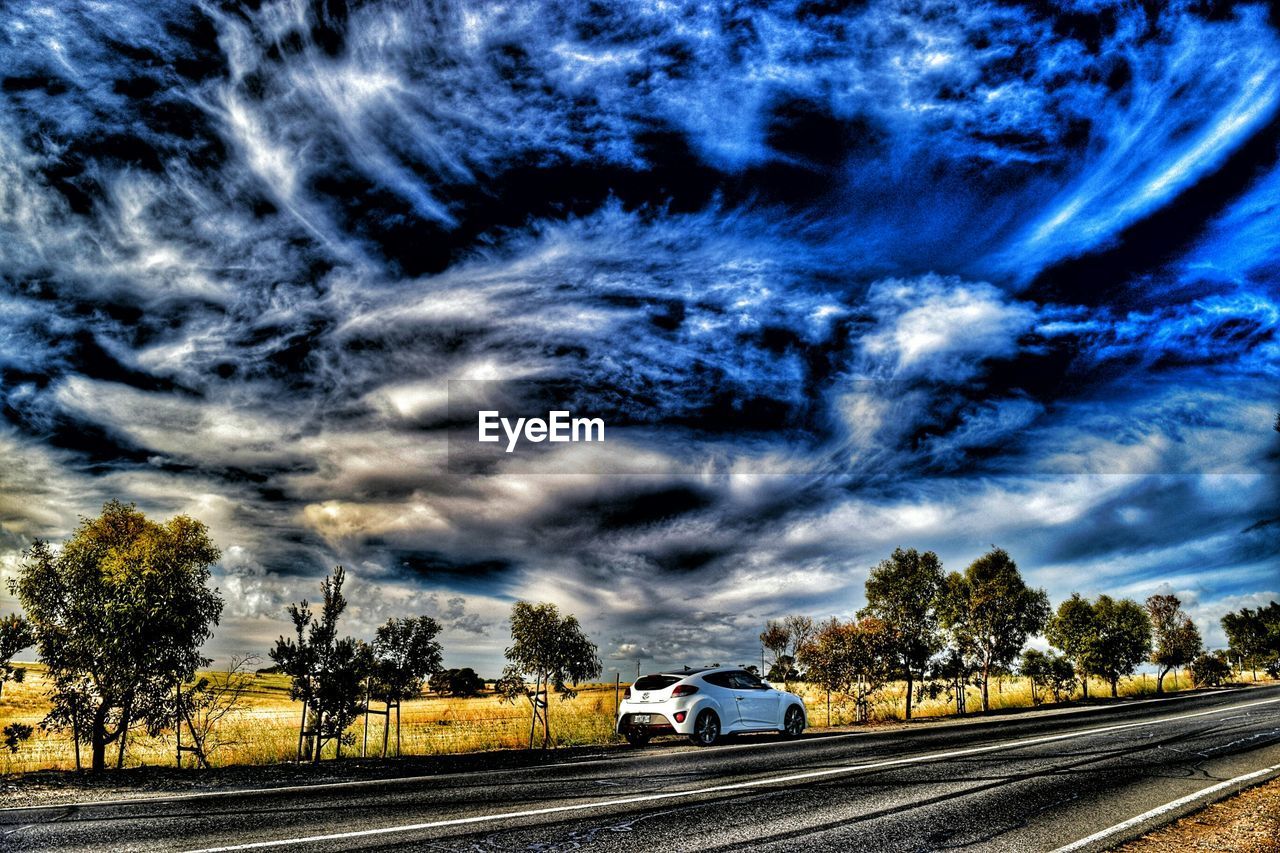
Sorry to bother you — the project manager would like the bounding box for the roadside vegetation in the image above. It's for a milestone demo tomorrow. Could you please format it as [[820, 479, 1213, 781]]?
[[0, 502, 1276, 774]]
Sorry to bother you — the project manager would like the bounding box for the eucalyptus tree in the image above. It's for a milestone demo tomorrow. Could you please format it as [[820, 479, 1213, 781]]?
[[1145, 594, 1202, 693], [370, 615, 444, 756], [1090, 595, 1152, 697], [1046, 593, 1099, 699], [13, 501, 223, 771], [938, 547, 1049, 713], [860, 547, 945, 720], [495, 602, 601, 749]]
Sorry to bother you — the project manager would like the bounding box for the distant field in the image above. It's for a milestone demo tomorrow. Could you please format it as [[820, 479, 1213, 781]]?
[[0, 663, 1251, 774]]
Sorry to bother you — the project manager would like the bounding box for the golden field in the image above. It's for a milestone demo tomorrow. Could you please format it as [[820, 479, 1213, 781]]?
[[0, 662, 1250, 774]]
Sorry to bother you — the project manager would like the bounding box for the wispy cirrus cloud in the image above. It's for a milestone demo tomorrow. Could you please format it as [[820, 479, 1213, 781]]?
[[0, 0, 1276, 671]]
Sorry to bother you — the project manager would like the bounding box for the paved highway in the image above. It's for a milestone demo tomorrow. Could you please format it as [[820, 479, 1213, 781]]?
[[3, 685, 1278, 852]]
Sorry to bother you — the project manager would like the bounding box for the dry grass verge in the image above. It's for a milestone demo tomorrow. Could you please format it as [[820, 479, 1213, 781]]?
[[1113, 776, 1280, 852], [0, 662, 1265, 774]]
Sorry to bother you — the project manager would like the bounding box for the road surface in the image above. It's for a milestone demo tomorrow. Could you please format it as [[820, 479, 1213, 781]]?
[[3, 685, 1279, 852]]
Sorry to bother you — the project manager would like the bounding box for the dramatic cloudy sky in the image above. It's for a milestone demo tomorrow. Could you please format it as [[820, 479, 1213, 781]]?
[[1, 0, 1276, 675]]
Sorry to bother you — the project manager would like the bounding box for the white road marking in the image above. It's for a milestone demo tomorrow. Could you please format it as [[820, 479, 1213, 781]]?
[[0, 686, 1246, 815], [182, 695, 1280, 852], [1051, 762, 1280, 852]]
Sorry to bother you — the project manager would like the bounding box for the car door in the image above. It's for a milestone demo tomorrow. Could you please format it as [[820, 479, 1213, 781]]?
[[702, 671, 747, 728], [731, 671, 780, 728]]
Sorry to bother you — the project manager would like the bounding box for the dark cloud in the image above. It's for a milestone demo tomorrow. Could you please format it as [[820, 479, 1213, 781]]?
[[0, 0, 1277, 668]]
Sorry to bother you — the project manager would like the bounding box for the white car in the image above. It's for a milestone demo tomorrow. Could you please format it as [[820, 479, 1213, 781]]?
[[616, 666, 807, 746]]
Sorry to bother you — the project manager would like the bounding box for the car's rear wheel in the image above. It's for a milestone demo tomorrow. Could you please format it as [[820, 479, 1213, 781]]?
[[690, 709, 720, 746], [783, 704, 805, 738], [625, 729, 651, 746]]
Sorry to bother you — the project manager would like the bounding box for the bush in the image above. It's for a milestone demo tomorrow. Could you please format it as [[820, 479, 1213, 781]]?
[[1190, 653, 1232, 687], [435, 667, 485, 697]]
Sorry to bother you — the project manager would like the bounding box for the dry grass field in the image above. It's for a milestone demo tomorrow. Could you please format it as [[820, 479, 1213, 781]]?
[[0, 662, 1247, 774]]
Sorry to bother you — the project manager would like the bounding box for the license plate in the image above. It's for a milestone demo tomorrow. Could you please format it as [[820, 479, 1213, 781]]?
[[632, 714, 651, 724]]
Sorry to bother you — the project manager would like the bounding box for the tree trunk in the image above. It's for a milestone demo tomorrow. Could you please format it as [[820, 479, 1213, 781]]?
[[1156, 667, 1167, 694], [90, 706, 109, 772], [72, 702, 81, 771], [396, 702, 402, 757], [116, 696, 133, 770], [312, 711, 323, 763], [528, 676, 539, 749], [981, 658, 991, 713], [1081, 670, 1088, 700], [296, 701, 307, 762], [1110, 677, 1118, 698], [904, 669, 913, 721]]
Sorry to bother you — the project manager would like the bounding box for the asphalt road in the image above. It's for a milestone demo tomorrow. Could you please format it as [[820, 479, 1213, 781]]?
[[4, 685, 1279, 853]]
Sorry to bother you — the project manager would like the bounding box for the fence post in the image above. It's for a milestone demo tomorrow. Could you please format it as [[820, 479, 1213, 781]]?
[[826, 690, 830, 727], [175, 682, 182, 768]]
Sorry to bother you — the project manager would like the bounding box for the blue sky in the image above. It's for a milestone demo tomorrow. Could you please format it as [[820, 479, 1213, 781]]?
[[0, 0, 1276, 675]]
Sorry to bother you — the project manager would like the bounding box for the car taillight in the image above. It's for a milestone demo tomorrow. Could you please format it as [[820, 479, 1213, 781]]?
[[670, 685, 698, 697]]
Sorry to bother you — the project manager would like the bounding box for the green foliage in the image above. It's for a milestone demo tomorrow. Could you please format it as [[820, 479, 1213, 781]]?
[[1221, 602, 1280, 677], [1046, 593, 1098, 699], [12, 501, 223, 771], [434, 667, 485, 697], [0, 613, 35, 701], [1190, 652, 1232, 687], [1020, 649, 1075, 704], [372, 616, 444, 705], [766, 656, 800, 684], [938, 547, 1049, 712], [860, 547, 945, 719], [758, 615, 813, 690], [1145, 594, 1202, 693], [497, 601, 601, 749], [1090, 595, 1152, 696], [270, 566, 372, 761], [2, 722, 32, 753]]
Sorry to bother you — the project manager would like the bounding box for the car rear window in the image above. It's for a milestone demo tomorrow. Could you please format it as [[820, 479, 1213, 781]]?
[[634, 674, 682, 690]]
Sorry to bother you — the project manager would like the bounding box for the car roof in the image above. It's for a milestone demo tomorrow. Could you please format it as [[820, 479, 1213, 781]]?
[[657, 666, 743, 676]]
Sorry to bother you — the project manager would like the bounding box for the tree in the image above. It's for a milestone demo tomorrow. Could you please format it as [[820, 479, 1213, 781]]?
[[1046, 593, 1099, 699], [1021, 649, 1075, 705], [370, 616, 444, 757], [860, 547, 944, 720], [797, 616, 892, 723], [495, 602, 601, 749], [766, 655, 800, 684], [1190, 652, 1232, 687], [269, 598, 318, 762], [1090, 595, 1152, 697], [1145, 594, 1202, 693], [0, 614, 35, 702], [1222, 604, 1279, 680], [434, 667, 484, 697], [760, 620, 789, 676], [311, 636, 372, 760], [937, 548, 1049, 713], [758, 616, 814, 690], [270, 566, 370, 762], [12, 501, 223, 771]]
